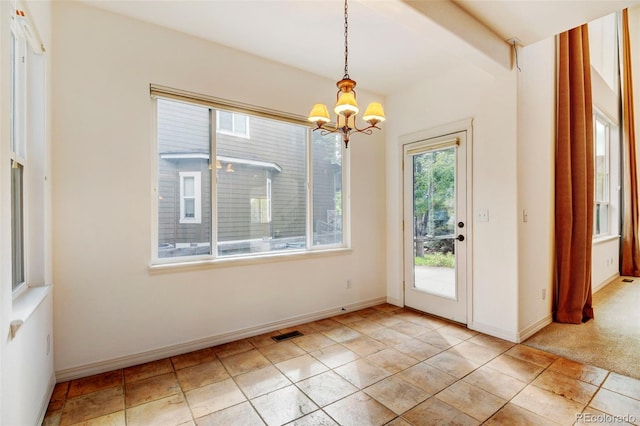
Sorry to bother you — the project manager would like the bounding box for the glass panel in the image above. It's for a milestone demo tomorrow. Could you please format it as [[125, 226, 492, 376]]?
[[594, 203, 609, 235], [184, 199, 195, 218], [217, 115, 307, 256], [413, 147, 456, 299], [218, 110, 233, 132], [234, 114, 248, 135], [157, 99, 212, 258], [11, 163, 25, 289], [11, 33, 27, 159], [595, 119, 608, 203], [312, 132, 343, 246], [183, 176, 195, 197], [10, 32, 16, 153]]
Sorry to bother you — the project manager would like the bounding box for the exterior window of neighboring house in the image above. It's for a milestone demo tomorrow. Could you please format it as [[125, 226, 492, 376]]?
[[154, 93, 345, 262], [179, 172, 201, 224], [594, 114, 611, 236], [217, 110, 250, 138]]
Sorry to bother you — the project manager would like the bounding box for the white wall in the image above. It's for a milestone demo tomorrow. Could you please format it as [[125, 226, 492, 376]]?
[[51, 1, 386, 378], [0, 0, 54, 424], [516, 38, 556, 339], [386, 57, 521, 340]]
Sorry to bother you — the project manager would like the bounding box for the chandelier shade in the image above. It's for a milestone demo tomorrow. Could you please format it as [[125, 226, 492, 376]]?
[[334, 92, 359, 116], [363, 102, 386, 125], [308, 104, 331, 124]]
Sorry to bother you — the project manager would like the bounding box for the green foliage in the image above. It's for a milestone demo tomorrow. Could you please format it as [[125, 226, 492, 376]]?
[[415, 253, 455, 268], [413, 148, 455, 240]]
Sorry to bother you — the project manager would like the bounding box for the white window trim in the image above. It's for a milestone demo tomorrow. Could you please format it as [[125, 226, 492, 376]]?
[[179, 172, 202, 224], [151, 89, 350, 266], [216, 110, 250, 139], [8, 5, 47, 308], [11, 19, 28, 294]]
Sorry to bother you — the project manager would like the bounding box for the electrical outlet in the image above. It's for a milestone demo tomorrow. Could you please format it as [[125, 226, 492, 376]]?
[[346, 279, 352, 289], [46, 334, 51, 356], [541, 289, 546, 300]]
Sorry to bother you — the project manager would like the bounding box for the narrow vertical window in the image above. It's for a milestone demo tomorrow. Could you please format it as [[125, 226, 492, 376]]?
[[594, 115, 610, 236], [11, 21, 28, 291], [180, 172, 201, 223]]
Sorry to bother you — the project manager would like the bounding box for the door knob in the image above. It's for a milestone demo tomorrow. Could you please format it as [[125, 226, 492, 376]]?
[[456, 235, 465, 241]]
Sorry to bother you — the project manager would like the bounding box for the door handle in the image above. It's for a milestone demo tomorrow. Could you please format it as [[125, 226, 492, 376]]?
[[456, 235, 465, 241]]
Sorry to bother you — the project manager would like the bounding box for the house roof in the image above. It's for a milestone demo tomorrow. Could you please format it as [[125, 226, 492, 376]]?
[[160, 152, 282, 172]]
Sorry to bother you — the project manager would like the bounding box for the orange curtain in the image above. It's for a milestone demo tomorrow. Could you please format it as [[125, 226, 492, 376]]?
[[555, 25, 595, 324], [620, 9, 640, 276]]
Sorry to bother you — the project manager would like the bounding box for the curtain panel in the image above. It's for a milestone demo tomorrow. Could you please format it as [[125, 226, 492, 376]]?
[[555, 25, 595, 324], [620, 8, 640, 277]]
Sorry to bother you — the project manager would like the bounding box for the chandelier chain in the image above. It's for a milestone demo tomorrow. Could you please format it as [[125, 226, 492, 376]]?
[[343, 0, 349, 80]]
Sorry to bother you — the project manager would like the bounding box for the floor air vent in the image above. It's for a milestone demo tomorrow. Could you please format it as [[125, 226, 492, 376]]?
[[272, 330, 303, 342], [622, 278, 634, 283]]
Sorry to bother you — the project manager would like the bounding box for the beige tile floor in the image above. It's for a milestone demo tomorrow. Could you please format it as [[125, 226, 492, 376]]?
[[42, 304, 640, 426]]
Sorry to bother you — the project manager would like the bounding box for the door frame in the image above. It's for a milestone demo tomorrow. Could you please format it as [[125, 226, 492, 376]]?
[[399, 118, 473, 323]]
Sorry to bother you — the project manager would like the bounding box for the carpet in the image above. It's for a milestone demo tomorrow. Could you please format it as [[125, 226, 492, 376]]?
[[524, 277, 640, 379]]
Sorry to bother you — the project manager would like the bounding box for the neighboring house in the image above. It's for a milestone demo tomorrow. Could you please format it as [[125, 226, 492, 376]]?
[[157, 99, 342, 257]]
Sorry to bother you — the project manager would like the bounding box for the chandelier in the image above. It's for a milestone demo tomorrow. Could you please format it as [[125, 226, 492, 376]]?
[[307, 0, 385, 148]]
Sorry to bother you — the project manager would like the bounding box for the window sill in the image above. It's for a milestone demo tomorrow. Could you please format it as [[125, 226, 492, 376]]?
[[10, 285, 51, 339], [593, 235, 620, 245], [148, 247, 353, 274]]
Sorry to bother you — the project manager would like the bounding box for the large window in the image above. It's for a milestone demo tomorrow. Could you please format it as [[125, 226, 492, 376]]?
[[154, 95, 345, 262]]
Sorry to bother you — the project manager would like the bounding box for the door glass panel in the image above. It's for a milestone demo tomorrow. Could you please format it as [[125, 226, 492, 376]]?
[[412, 147, 456, 299]]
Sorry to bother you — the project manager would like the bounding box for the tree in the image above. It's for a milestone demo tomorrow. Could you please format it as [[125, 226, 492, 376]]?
[[413, 148, 455, 257]]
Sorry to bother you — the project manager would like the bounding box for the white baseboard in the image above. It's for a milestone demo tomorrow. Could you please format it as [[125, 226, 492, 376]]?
[[467, 321, 518, 343], [386, 297, 403, 307], [55, 297, 386, 382], [517, 314, 553, 342], [593, 273, 620, 294]]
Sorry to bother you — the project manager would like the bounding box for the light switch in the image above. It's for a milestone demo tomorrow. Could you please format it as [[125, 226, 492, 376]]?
[[476, 209, 489, 222]]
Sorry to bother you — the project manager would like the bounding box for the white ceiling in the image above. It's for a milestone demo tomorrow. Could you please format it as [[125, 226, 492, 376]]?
[[81, 0, 640, 95]]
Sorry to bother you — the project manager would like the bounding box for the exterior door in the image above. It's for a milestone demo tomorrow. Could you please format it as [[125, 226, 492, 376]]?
[[403, 131, 468, 323]]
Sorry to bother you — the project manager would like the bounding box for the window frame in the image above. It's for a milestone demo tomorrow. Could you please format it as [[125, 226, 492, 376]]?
[[10, 17, 28, 294], [593, 110, 616, 238], [150, 87, 350, 266]]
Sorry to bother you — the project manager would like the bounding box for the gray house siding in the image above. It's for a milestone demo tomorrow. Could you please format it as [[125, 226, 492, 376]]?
[[217, 116, 307, 243]]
